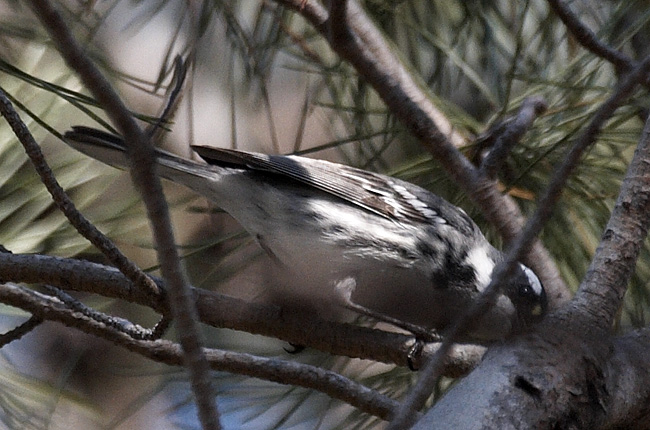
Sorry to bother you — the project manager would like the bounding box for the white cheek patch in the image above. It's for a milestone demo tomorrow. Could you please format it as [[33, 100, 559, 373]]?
[[520, 263, 543, 296], [465, 246, 496, 291]]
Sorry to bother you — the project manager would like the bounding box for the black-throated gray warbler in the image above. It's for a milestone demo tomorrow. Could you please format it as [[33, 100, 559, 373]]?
[[64, 126, 546, 341]]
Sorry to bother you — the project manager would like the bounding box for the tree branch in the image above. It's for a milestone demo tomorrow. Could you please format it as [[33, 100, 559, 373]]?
[[603, 330, 650, 427], [573, 110, 650, 328], [0, 251, 485, 376], [277, 0, 568, 305], [410, 70, 650, 430], [0, 315, 42, 347], [389, 49, 650, 430], [27, 1, 220, 428], [0, 88, 160, 298], [546, 0, 635, 73], [0, 281, 402, 422]]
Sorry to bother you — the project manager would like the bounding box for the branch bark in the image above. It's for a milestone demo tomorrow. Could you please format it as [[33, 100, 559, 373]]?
[[412, 110, 650, 429], [0, 281, 402, 421], [0, 251, 485, 376], [27, 1, 220, 427]]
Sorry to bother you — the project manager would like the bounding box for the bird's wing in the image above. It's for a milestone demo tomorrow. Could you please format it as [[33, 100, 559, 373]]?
[[192, 145, 476, 234]]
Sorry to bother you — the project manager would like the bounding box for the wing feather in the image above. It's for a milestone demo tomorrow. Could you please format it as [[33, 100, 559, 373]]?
[[191, 146, 476, 235]]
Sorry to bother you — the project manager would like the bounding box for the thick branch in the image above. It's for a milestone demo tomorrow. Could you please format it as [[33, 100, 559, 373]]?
[[0, 251, 485, 375], [604, 330, 650, 428], [411, 93, 650, 430], [573, 111, 650, 328]]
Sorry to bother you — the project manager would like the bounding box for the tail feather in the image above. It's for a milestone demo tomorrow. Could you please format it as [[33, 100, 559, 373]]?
[[63, 126, 232, 205], [64, 126, 124, 146], [64, 126, 132, 170]]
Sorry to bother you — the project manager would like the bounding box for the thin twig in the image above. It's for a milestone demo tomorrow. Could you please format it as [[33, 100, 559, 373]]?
[[0, 88, 160, 298], [27, 1, 220, 428], [387, 53, 650, 430], [0, 281, 403, 422], [148, 314, 173, 340], [42, 285, 166, 340], [147, 55, 188, 141], [0, 315, 42, 347], [547, 0, 635, 73]]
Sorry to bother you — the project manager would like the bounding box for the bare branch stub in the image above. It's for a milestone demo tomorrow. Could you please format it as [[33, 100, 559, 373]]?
[[480, 97, 548, 179]]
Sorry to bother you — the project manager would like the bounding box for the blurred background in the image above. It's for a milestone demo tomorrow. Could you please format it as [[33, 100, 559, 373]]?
[[0, 1, 649, 428]]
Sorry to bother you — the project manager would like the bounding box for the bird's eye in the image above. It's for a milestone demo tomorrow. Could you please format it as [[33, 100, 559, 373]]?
[[519, 264, 543, 297], [519, 283, 533, 297]]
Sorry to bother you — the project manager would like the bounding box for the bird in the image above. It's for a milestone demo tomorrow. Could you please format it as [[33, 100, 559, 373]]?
[[63, 126, 546, 341]]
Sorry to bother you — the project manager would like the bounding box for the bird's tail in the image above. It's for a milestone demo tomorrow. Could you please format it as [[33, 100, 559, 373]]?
[[63, 126, 222, 187]]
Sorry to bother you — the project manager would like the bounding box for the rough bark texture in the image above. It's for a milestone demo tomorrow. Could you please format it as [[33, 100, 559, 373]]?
[[412, 114, 650, 429]]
